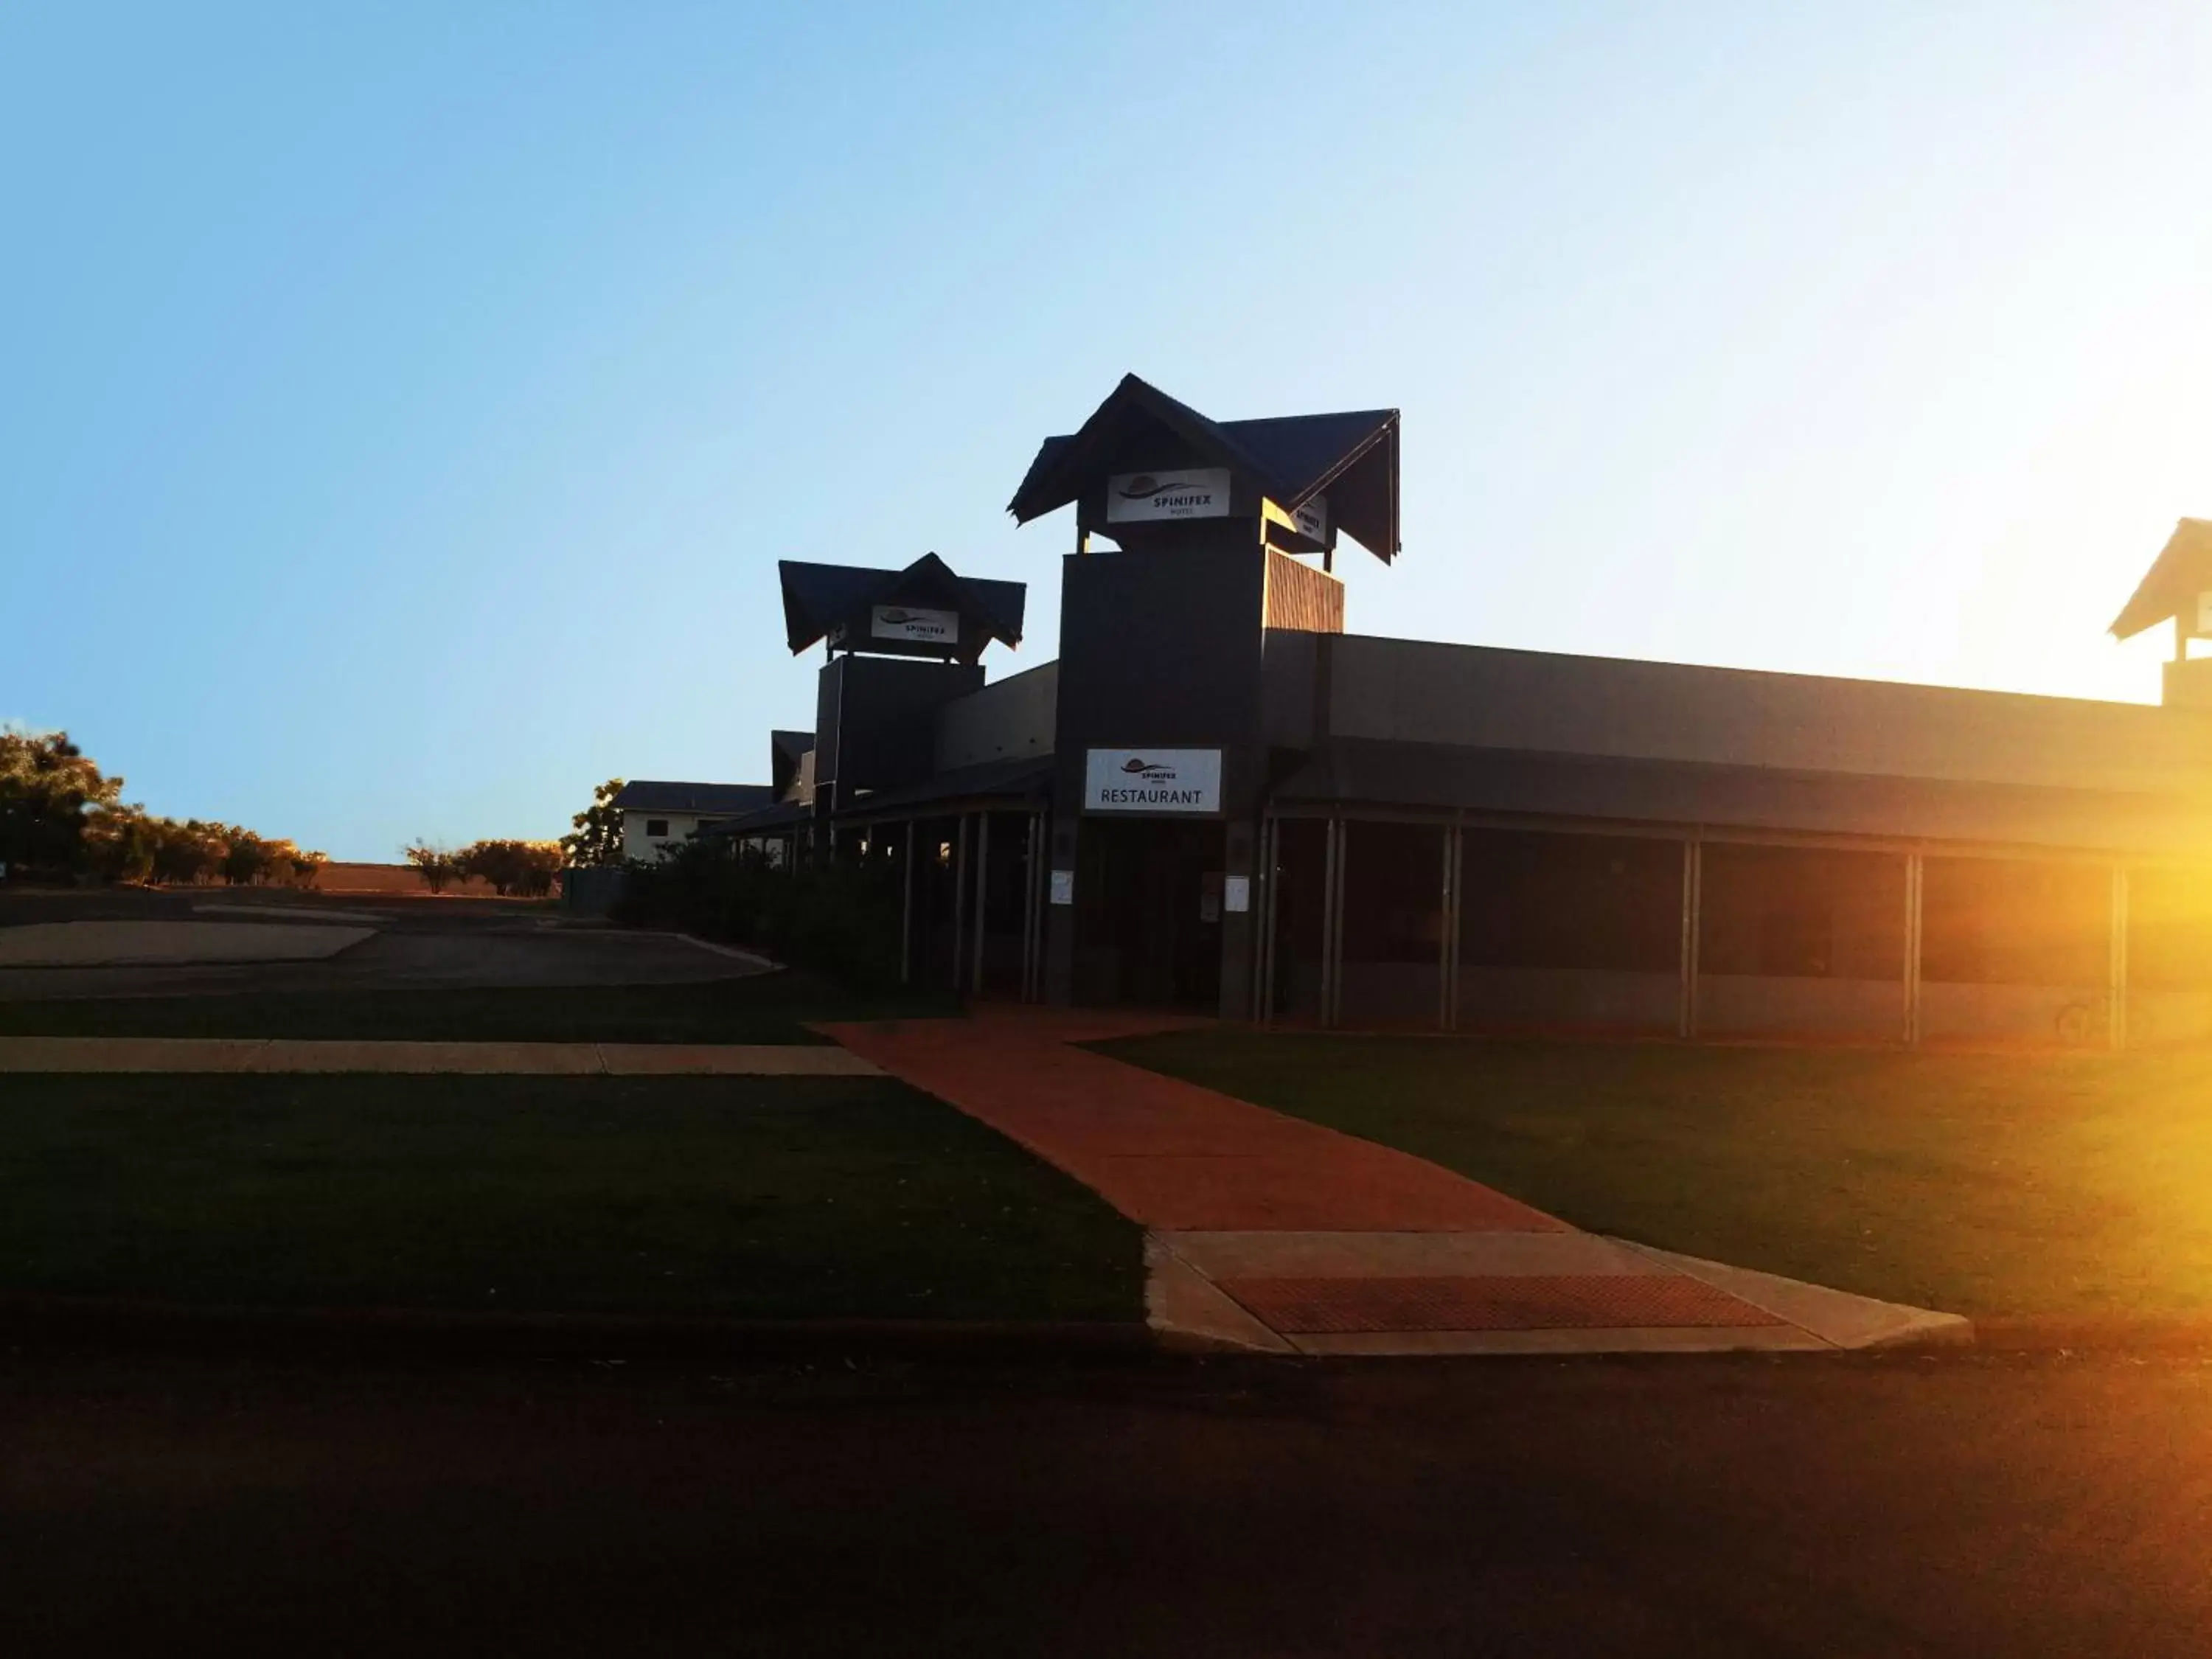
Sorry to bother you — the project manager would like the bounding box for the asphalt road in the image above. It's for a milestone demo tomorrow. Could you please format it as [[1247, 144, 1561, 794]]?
[[4, 1345, 2207, 1657], [0, 888, 753, 999]]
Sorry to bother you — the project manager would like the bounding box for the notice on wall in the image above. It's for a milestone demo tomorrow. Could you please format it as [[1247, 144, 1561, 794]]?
[[1049, 869, 1074, 906], [1105, 467, 1231, 525], [1083, 748, 1222, 813], [871, 604, 958, 644], [1223, 875, 1251, 914]]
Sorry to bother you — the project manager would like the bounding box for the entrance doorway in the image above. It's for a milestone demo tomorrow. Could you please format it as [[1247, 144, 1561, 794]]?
[[1074, 818, 1223, 1009]]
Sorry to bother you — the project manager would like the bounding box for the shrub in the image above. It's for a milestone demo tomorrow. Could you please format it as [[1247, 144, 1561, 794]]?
[[616, 835, 901, 990]]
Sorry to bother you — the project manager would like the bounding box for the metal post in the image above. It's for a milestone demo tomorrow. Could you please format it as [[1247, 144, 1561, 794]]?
[[1019, 814, 1037, 1002], [1436, 827, 1454, 1031], [1265, 818, 1283, 1026], [1904, 850, 1924, 1047], [951, 815, 969, 994], [1316, 821, 1334, 1026], [1678, 838, 1703, 1040], [900, 825, 915, 986], [1322, 817, 1345, 1028], [2110, 863, 2129, 1051], [1445, 825, 1464, 1032], [972, 813, 990, 997], [1032, 813, 1048, 1002]]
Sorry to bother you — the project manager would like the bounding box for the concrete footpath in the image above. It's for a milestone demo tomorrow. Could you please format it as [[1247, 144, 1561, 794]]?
[[821, 1009, 1970, 1357], [0, 1036, 880, 1077]]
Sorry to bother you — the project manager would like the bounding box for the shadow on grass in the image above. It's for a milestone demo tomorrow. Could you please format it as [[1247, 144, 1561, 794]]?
[[0, 1073, 1141, 1323], [0, 970, 960, 1045]]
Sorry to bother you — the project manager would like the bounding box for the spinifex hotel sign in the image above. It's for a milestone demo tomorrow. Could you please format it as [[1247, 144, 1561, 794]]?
[[1105, 467, 1231, 524], [1083, 748, 1222, 813]]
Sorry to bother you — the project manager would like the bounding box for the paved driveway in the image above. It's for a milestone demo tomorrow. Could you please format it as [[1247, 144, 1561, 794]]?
[[0, 890, 758, 1000]]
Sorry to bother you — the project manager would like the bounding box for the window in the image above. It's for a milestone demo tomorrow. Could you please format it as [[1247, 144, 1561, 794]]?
[[645, 818, 669, 838]]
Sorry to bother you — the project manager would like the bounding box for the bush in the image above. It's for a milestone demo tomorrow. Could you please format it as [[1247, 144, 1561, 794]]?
[[616, 836, 901, 990], [456, 838, 563, 897]]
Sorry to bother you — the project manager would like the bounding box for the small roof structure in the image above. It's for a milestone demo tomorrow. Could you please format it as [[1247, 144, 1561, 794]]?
[[2111, 518, 2212, 641], [777, 552, 1026, 663], [611, 781, 778, 815], [1006, 373, 1402, 562]]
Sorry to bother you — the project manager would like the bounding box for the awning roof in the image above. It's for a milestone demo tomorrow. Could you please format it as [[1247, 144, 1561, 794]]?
[[832, 754, 1052, 819], [698, 799, 813, 838], [778, 552, 1026, 660], [1007, 374, 1401, 563], [2111, 518, 2212, 640], [1272, 737, 2212, 855]]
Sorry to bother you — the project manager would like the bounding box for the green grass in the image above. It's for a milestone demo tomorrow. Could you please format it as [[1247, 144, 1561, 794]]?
[[0, 973, 956, 1045], [0, 1074, 1140, 1322], [1096, 1031, 2212, 1321]]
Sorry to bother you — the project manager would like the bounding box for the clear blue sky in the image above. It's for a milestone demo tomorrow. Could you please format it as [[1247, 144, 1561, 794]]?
[[7, 3, 2211, 860]]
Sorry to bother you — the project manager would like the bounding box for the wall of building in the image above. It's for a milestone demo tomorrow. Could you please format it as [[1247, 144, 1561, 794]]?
[[622, 810, 703, 862], [1325, 635, 2212, 799], [934, 661, 1058, 772], [815, 655, 984, 812]]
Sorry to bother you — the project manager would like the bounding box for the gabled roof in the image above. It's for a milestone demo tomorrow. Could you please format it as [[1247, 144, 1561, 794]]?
[[611, 780, 778, 815], [777, 552, 1026, 660], [1006, 373, 1402, 562], [2111, 518, 2212, 640]]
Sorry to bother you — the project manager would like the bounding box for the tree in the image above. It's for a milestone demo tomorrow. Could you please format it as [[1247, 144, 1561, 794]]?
[[288, 849, 327, 888], [0, 728, 123, 878], [561, 778, 627, 868], [456, 838, 563, 897], [404, 841, 464, 894], [150, 819, 223, 886], [222, 829, 281, 886], [83, 804, 158, 885]]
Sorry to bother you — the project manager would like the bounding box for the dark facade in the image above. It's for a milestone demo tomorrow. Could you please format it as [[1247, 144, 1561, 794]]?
[[737, 378, 2212, 1050]]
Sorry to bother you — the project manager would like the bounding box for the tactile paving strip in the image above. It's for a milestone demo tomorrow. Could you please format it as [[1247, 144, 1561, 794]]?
[[1217, 1274, 1785, 1334]]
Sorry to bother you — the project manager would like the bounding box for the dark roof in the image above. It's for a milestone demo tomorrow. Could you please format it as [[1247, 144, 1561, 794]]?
[[1007, 374, 1401, 562], [778, 552, 1026, 661], [771, 729, 816, 761], [830, 755, 1054, 818], [699, 798, 814, 838], [611, 780, 778, 815], [1271, 738, 2212, 855], [2111, 518, 2212, 639]]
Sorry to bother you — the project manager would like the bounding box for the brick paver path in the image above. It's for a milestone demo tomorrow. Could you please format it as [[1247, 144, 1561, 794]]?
[[818, 1009, 1837, 1351], [819, 1011, 1565, 1233]]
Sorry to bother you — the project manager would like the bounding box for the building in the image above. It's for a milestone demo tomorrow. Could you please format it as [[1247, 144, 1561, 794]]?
[[612, 779, 779, 863], [734, 374, 2212, 1048]]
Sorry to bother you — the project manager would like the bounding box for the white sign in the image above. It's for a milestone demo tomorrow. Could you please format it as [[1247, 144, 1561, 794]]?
[[1084, 748, 1222, 813], [1105, 467, 1231, 524], [1049, 869, 1074, 906], [872, 604, 958, 644], [1291, 494, 1327, 542], [1223, 875, 1250, 914]]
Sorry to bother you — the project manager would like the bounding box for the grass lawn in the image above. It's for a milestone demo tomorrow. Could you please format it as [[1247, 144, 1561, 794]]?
[[1096, 1031, 2212, 1321], [0, 1074, 1140, 1322], [0, 972, 953, 1046]]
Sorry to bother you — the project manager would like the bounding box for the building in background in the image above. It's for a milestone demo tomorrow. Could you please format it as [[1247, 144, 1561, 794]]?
[[612, 779, 777, 863]]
